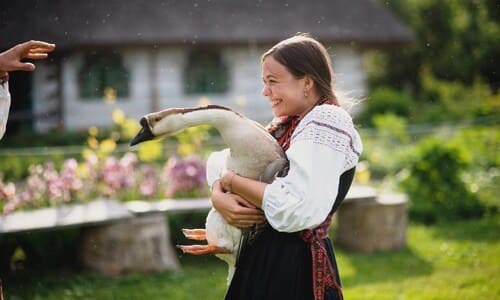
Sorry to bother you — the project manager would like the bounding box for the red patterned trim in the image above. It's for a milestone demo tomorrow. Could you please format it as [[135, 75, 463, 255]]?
[[301, 215, 343, 300], [292, 120, 361, 157], [268, 98, 335, 151]]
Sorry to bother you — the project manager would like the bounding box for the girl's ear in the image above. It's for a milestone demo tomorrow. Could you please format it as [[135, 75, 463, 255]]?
[[303, 76, 314, 92]]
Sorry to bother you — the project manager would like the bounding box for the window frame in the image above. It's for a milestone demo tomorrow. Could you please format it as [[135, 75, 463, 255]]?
[[78, 50, 130, 100], [183, 48, 229, 95]]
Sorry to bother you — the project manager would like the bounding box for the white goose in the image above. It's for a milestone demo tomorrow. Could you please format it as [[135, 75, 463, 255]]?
[[130, 104, 287, 284]]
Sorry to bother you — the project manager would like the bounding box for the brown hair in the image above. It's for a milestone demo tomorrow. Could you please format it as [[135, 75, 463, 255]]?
[[262, 33, 339, 106]]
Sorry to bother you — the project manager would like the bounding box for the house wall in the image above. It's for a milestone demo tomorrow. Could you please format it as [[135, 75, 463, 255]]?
[[156, 45, 271, 121], [33, 44, 367, 132], [59, 50, 152, 130], [33, 60, 60, 132]]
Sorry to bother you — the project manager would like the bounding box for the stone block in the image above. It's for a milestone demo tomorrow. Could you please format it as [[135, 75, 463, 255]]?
[[335, 193, 407, 252], [80, 213, 180, 275]]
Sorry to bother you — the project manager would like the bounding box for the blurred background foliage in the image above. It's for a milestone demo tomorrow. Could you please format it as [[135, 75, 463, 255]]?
[[357, 0, 499, 223], [367, 0, 499, 94], [0, 1, 498, 298]]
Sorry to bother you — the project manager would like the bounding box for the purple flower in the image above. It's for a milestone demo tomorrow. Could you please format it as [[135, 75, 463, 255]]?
[[2, 150, 211, 213], [164, 155, 207, 198]]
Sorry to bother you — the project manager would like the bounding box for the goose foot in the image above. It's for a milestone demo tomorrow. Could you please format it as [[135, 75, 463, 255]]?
[[182, 228, 206, 241], [177, 244, 232, 255]]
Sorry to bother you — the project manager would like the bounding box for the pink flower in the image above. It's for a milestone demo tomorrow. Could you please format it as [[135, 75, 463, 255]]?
[[140, 179, 156, 197], [0, 181, 16, 198], [164, 155, 207, 198]]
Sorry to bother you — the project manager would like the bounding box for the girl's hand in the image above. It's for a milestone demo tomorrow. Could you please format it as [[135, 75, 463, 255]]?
[[211, 180, 265, 228], [220, 169, 236, 193]]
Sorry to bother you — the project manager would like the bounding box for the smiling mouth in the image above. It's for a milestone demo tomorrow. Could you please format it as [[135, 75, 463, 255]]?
[[270, 99, 282, 107]]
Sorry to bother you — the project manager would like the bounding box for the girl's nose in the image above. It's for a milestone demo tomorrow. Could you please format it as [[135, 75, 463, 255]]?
[[262, 85, 270, 97]]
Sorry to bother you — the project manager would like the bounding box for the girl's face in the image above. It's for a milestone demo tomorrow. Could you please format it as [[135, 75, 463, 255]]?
[[261, 55, 314, 118]]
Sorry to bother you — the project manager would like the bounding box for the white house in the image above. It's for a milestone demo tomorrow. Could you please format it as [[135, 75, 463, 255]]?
[[1, 0, 412, 134]]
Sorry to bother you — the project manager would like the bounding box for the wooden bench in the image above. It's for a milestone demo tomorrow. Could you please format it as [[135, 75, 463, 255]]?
[[0, 199, 133, 234]]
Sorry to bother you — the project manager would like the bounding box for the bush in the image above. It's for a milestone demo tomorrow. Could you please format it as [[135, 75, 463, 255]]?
[[416, 69, 500, 123], [358, 86, 414, 126], [0, 130, 89, 148], [450, 126, 500, 213], [0, 153, 69, 182], [401, 137, 485, 223], [359, 113, 412, 180], [450, 126, 500, 169]]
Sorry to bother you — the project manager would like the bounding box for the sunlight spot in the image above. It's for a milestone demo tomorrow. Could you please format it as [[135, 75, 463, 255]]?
[[88, 126, 99, 137], [198, 96, 211, 107], [234, 96, 247, 107], [112, 109, 126, 125], [104, 87, 117, 103]]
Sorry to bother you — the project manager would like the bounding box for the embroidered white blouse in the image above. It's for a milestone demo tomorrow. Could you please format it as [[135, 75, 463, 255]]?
[[0, 80, 10, 140], [206, 104, 363, 233]]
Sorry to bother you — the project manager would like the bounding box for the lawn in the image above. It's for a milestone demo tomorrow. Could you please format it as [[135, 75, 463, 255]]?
[[2, 214, 499, 300]]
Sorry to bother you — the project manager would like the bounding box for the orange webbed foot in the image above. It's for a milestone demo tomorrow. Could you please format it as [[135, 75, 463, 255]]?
[[182, 228, 207, 241], [177, 244, 232, 255]]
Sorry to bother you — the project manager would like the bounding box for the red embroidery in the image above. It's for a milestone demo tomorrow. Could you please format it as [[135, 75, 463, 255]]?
[[301, 215, 343, 300]]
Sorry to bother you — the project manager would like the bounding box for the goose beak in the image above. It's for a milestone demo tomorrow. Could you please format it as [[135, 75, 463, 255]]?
[[130, 117, 155, 146]]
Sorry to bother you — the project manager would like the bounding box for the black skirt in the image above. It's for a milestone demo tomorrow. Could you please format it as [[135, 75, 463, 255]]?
[[224, 226, 342, 300], [225, 168, 355, 300]]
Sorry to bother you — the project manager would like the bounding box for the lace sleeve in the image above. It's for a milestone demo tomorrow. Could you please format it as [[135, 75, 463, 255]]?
[[291, 105, 362, 171]]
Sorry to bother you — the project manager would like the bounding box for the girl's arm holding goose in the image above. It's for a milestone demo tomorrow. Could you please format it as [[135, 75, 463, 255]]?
[[207, 149, 265, 228]]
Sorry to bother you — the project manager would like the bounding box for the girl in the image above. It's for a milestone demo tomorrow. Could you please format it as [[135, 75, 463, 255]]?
[[209, 33, 362, 300]]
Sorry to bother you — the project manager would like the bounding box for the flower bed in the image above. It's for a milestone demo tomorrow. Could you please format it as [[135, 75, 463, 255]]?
[[0, 153, 208, 214]]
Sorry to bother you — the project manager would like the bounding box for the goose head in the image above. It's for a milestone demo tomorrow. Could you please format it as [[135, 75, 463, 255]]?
[[130, 108, 189, 146], [130, 105, 240, 146]]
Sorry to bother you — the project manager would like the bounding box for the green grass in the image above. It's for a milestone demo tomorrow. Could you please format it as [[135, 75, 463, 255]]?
[[2, 215, 499, 300], [340, 214, 500, 300], [2, 256, 228, 300]]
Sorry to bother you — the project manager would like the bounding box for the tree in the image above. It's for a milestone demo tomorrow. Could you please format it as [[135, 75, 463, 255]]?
[[370, 0, 500, 93]]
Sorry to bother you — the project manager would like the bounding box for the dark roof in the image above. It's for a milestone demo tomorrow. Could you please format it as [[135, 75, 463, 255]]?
[[1, 0, 413, 49]]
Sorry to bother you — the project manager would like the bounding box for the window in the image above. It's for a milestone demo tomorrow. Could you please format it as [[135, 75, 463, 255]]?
[[78, 51, 129, 99], [184, 49, 229, 94]]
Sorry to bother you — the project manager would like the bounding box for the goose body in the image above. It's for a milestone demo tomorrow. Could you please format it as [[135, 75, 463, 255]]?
[[130, 104, 287, 284]]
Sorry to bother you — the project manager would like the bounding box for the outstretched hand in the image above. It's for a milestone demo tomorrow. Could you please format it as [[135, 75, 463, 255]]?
[[0, 40, 56, 73]]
